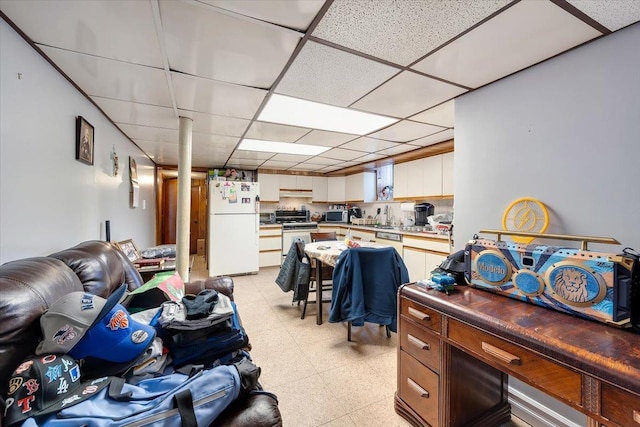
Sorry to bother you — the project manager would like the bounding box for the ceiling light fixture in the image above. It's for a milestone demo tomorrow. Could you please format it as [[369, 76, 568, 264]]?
[[258, 94, 399, 135], [238, 139, 330, 156]]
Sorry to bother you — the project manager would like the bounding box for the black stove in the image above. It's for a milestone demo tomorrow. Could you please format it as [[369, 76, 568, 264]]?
[[275, 210, 318, 230]]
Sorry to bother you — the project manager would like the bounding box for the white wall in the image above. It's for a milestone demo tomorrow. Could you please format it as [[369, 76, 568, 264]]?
[[0, 20, 156, 264], [455, 23, 640, 253], [454, 22, 640, 426]]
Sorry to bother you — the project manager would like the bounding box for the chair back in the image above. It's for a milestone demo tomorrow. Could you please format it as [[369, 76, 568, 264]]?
[[311, 232, 336, 242]]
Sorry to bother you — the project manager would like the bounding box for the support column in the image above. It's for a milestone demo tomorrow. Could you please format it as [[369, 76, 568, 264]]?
[[176, 116, 193, 282]]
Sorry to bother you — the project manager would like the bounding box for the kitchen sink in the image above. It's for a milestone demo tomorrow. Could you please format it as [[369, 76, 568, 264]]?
[[372, 224, 395, 229]]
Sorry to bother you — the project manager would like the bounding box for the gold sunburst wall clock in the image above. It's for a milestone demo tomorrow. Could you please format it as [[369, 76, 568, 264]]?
[[501, 198, 549, 243]]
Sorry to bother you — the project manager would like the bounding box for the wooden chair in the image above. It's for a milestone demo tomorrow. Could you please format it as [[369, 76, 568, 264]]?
[[300, 232, 337, 319]]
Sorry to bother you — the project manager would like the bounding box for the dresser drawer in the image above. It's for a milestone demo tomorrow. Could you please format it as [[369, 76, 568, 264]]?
[[399, 351, 439, 427], [400, 318, 440, 372], [601, 383, 640, 426], [400, 298, 441, 333], [447, 319, 581, 407]]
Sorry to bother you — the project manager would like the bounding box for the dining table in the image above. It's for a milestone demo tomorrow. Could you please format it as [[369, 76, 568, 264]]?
[[304, 239, 390, 325]]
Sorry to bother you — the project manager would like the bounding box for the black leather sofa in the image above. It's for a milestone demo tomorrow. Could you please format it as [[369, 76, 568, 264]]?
[[0, 240, 282, 426]]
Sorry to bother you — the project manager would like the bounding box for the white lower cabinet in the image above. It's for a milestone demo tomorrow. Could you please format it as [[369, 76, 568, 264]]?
[[259, 226, 282, 267], [402, 235, 451, 281]]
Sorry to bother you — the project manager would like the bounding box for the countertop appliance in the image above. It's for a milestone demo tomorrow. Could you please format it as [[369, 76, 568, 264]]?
[[208, 181, 260, 276], [349, 207, 362, 223], [275, 210, 318, 261], [325, 210, 348, 223], [415, 203, 435, 226]]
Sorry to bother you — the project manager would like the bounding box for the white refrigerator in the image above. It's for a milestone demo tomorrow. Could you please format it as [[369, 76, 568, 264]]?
[[208, 181, 260, 276]]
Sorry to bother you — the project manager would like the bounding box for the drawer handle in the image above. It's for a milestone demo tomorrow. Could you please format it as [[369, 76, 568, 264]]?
[[408, 334, 430, 351], [481, 341, 521, 365], [408, 307, 431, 321], [407, 378, 430, 398], [634, 409, 640, 424]]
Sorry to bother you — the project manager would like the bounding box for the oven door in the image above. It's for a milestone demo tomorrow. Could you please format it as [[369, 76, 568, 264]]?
[[281, 228, 316, 262]]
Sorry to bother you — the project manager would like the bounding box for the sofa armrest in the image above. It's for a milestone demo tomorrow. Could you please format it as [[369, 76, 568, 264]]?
[[185, 276, 234, 300]]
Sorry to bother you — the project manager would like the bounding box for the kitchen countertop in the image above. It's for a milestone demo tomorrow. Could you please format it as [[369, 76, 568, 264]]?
[[258, 221, 451, 240]]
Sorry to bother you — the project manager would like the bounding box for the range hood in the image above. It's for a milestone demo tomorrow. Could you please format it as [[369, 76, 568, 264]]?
[[279, 189, 313, 198]]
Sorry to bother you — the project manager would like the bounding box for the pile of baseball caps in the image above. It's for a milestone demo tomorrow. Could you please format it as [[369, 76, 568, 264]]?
[[4, 284, 156, 425]]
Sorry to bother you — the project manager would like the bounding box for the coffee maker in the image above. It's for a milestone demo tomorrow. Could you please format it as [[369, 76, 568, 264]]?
[[414, 203, 435, 226]]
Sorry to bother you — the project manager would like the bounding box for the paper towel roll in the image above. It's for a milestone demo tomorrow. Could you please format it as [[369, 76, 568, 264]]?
[[400, 202, 415, 212]]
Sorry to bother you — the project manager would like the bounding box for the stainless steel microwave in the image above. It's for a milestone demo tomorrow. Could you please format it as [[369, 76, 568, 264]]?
[[325, 210, 348, 223]]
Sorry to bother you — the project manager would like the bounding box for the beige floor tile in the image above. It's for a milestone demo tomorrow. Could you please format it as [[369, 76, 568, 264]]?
[[347, 396, 413, 427], [320, 361, 396, 413], [269, 374, 349, 427], [320, 415, 356, 427]]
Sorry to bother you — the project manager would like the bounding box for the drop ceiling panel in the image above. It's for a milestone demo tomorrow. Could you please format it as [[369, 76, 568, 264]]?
[[159, 0, 301, 88], [409, 129, 455, 147], [292, 130, 358, 147], [376, 143, 424, 157], [260, 160, 299, 169], [93, 97, 178, 129], [192, 133, 239, 148], [301, 156, 341, 166], [226, 158, 266, 168], [312, 0, 511, 66], [39, 46, 171, 106], [230, 151, 275, 161], [411, 0, 603, 88], [275, 41, 399, 107], [171, 73, 267, 119], [201, 0, 325, 31], [178, 111, 251, 137], [319, 147, 366, 161], [340, 137, 399, 152], [567, 0, 640, 31], [351, 71, 468, 118], [367, 120, 446, 142], [269, 153, 313, 162], [116, 124, 178, 143], [245, 122, 311, 142], [410, 100, 455, 127], [0, 0, 163, 67], [134, 140, 179, 164], [353, 153, 386, 163]]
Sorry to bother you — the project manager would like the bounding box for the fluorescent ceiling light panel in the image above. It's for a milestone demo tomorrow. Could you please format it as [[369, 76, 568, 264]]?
[[239, 139, 330, 156], [258, 94, 398, 135]]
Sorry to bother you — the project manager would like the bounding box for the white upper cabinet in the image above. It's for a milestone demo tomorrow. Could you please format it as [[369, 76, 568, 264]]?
[[345, 172, 376, 202], [296, 175, 313, 190], [258, 173, 279, 202], [279, 175, 296, 190], [442, 151, 454, 196], [393, 162, 408, 199], [327, 176, 346, 202], [312, 176, 328, 202], [422, 155, 443, 198]]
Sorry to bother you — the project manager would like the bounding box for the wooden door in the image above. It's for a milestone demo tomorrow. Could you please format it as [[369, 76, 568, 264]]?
[[161, 178, 207, 254]]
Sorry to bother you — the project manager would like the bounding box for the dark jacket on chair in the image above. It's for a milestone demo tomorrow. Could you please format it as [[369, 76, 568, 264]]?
[[329, 247, 409, 332], [275, 238, 310, 301]]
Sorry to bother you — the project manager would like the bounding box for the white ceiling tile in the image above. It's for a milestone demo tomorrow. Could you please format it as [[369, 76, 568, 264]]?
[[116, 124, 178, 144], [291, 130, 358, 147], [301, 156, 341, 166], [230, 151, 274, 161], [134, 140, 178, 164], [367, 120, 446, 142], [261, 160, 299, 168], [39, 46, 171, 106], [319, 148, 366, 161], [192, 133, 239, 149], [339, 137, 399, 152], [0, 0, 163, 67], [160, 0, 301, 88], [275, 41, 399, 107], [291, 163, 324, 171], [171, 73, 267, 119], [93, 97, 178, 129], [200, 0, 325, 31], [312, 0, 511, 66], [319, 165, 344, 172], [409, 129, 455, 147], [226, 159, 265, 168], [566, 0, 640, 31], [269, 153, 313, 162], [411, 0, 602, 88], [245, 122, 311, 143], [351, 71, 467, 118], [376, 143, 423, 157], [178, 111, 250, 137], [353, 153, 386, 163], [410, 100, 455, 127]]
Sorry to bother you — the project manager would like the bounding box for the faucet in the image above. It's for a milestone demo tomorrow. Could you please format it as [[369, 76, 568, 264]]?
[[386, 205, 394, 226]]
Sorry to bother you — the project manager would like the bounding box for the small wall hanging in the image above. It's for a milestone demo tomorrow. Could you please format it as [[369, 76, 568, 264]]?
[[75, 116, 94, 165]]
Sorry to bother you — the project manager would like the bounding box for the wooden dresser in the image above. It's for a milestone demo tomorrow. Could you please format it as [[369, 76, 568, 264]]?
[[395, 284, 640, 427]]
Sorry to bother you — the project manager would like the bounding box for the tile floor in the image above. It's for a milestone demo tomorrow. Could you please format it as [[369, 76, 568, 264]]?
[[190, 259, 530, 427]]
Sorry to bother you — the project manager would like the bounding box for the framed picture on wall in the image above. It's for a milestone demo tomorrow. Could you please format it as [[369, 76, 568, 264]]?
[[75, 116, 94, 165]]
